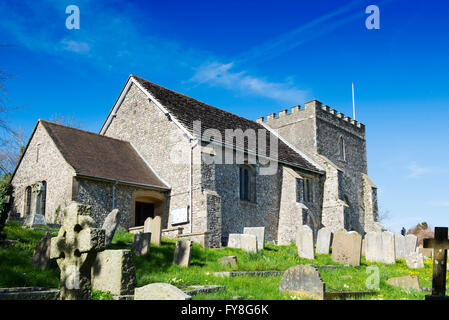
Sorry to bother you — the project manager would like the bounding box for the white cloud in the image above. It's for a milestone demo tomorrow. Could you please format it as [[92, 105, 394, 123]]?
[[407, 162, 431, 178], [190, 62, 308, 103], [429, 201, 449, 207], [60, 39, 91, 54]]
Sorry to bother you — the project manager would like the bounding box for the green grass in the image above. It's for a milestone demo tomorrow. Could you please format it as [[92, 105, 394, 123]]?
[[0, 222, 440, 300]]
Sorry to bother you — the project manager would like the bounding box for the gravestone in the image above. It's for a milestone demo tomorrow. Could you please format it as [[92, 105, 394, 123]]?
[[406, 252, 424, 269], [144, 217, 161, 246], [423, 227, 449, 300], [394, 233, 407, 259], [23, 214, 46, 228], [243, 227, 265, 250], [132, 232, 151, 256], [364, 232, 382, 262], [50, 202, 105, 300], [218, 256, 237, 267], [316, 227, 332, 255], [381, 231, 396, 264], [227, 234, 241, 249], [134, 283, 191, 300], [331, 230, 362, 266], [173, 240, 192, 267], [102, 209, 120, 246], [296, 225, 314, 259], [91, 249, 137, 296], [32, 232, 52, 270], [418, 246, 433, 259], [405, 234, 417, 256], [279, 265, 325, 300], [241, 234, 258, 253], [386, 275, 421, 292]]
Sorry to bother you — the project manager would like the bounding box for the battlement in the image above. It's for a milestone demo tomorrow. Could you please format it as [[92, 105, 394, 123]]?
[[256, 100, 365, 131]]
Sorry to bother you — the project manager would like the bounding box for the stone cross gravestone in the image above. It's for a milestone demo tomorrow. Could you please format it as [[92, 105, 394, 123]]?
[[331, 230, 362, 266], [50, 202, 105, 300], [316, 227, 332, 255], [243, 227, 265, 250], [173, 240, 192, 267], [423, 227, 449, 300], [102, 209, 121, 246], [296, 225, 314, 259]]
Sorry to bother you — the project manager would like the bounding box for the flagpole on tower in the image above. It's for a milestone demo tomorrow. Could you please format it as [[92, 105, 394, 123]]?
[[352, 82, 356, 121]]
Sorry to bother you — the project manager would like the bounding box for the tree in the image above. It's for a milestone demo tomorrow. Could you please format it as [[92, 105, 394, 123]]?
[[49, 113, 84, 129]]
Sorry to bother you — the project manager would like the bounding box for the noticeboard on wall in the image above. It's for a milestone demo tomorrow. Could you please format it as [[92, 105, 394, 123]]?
[[170, 206, 189, 225]]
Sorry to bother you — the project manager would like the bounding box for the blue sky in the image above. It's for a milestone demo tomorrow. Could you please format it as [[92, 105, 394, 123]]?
[[0, 0, 448, 232]]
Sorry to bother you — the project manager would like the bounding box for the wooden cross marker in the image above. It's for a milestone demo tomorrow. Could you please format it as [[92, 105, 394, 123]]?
[[423, 227, 449, 300]]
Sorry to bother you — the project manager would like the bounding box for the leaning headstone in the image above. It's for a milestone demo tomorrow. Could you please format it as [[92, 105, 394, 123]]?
[[386, 275, 421, 292], [132, 232, 151, 256], [331, 230, 362, 266], [144, 217, 161, 246], [381, 231, 396, 264], [296, 225, 314, 259], [394, 233, 407, 260], [406, 252, 425, 269], [316, 227, 332, 254], [279, 265, 325, 300], [134, 283, 191, 300], [405, 234, 417, 256], [227, 234, 242, 249], [173, 240, 192, 267], [243, 227, 265, 250], [32, 232, 52, 270], [50, 202, 105, 300], [102, 209, 121, 246], [218, 256, 237, 267], [23, 214, 46, 228], [91, 249, 137, 296], [241, 234, 258, 253]]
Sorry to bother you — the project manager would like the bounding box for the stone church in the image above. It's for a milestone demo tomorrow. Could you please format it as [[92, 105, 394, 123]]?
[[10, 75, 382, 247]]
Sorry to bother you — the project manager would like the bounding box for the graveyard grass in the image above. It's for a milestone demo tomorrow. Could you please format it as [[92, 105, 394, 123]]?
[[0, 222, 444, 300]]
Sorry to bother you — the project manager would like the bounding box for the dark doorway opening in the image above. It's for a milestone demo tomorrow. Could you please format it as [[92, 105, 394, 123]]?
[[135, 202, 154, 226]]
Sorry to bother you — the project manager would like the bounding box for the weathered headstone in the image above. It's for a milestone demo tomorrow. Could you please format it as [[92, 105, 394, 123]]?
[[279, 265, 325, 300], [365, 232, 381, 262], [144, 217, 161, 246], [227, 234, 241, 249], [316, 227, 332, 255], [386, 275, 421, 292], [102, 209, 121, 246], [23, 214, 46, 228], [218, 256, 237, 267], [134, 283, 192, 300], [241, 234, 258, 253], [173, 240, 192, 267], [418, 246, 433, 259], [296, 225, 314, 259], [50, 202, 105, 300], [394, 233, 407, 260], [405, 234, 417, 256], [32, 232, 52, 270], [243, 227, 265, 250], [381, 231, 396, 264], [406, 252, 424, 269], [132, 232, 151, 256], [91, 249, 137, 296], [423, 227, 449, 300], [331, 230, 362, 266]]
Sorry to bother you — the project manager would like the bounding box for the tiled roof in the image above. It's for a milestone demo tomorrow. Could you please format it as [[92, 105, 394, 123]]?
[[132, 75, 322, 173], [40, 120, 168, 189]]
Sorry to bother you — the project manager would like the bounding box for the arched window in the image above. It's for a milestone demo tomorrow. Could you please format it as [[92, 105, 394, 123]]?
[[39, 181, 47, 216], [339, 136, 345, 161], [25, 186, 32, 216], [239, 165, 256, 202]]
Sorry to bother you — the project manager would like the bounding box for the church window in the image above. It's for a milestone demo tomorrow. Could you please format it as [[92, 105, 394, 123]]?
[[338, 170, 345, 200], [339, 136, 345, 161], [25, 186, 32, 216], [297, 178, 313, 203], [39, 181, 47, 216], [239, 165, 256, 202]]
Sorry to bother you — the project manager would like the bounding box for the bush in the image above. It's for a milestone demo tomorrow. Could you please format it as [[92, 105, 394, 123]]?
[[0, 175, 13, 241]]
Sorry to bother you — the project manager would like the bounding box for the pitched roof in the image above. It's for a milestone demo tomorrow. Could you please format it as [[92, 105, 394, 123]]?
[[131, 75, 323, 173], [40, 120, 168, 189]]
